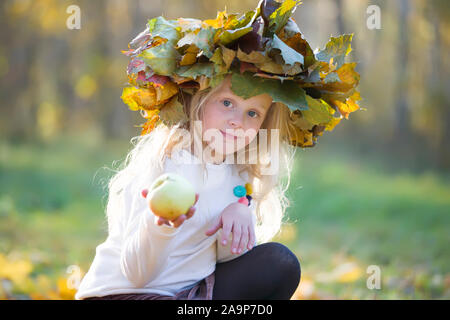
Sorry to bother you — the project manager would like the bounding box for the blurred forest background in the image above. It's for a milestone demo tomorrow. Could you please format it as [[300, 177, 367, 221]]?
[[0, 0, 449, 299]]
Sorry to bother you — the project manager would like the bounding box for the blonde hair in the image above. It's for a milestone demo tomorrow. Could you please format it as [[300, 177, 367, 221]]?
[[104, 77, 299, 243]]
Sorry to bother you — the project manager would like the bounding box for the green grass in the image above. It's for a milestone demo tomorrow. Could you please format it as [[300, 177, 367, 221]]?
[[0, 135, 449, 299], [285, 144, 450, 299]]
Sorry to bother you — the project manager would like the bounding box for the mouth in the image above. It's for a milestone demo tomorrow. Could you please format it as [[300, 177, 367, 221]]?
[[220, 130, 237, 140]]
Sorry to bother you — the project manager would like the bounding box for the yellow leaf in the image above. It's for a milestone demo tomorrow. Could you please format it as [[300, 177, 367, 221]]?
[[154, 81, 179, 102], [29, 274, 54, 300], [332, 97, 360, 119], [316, 262, 363, 283], [180, 44, 199, 66], [203, 10, 227, 28], [236, 47, 270, 64], [336, 263, 363, 283], [140, 113, 161, 136], [221, 45, 236, 70], [288, 126, 314, 147], [324, 116, 342, 131], [0, 253, 33, 285], [121, 86, 160, 111], [57, 277, 77, 300], [290, 276, 319, 300], [336, 62, 360, 86]]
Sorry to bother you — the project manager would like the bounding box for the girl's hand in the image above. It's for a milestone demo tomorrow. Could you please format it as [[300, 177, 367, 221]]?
[[205, 202, 255, 254], [141, 189, 199, 228]]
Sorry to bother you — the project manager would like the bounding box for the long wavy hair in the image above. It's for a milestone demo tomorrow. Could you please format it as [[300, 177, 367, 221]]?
[[104, 76, 299, 243]]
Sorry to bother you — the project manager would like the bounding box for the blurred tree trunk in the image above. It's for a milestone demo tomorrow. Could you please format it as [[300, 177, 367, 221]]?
[[392, 0, 412, 150], [95, 0, 122, 139], [0, 2, 35, 142], [428, 7, 450, 169], [335, 0, 344, 34]]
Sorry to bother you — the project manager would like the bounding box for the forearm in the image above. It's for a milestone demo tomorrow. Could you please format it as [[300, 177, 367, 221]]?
[[120, 209, 181, 287]]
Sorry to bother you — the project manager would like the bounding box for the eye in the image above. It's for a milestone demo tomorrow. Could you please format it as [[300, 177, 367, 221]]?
[[222, 99, 232, 107], [248, 110, 259, 118]]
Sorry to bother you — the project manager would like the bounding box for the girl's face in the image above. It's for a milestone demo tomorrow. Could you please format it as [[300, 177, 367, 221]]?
[[201, 75, 273, 159]]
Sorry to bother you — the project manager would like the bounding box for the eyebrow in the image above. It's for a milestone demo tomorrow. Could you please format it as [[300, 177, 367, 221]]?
[[250, 104, 268, 112]]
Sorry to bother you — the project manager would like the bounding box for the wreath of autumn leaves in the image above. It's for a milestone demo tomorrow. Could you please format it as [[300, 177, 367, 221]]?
[[121, 0, 362, 148]]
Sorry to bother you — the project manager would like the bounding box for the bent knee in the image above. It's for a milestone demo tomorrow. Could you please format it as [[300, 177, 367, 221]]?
[[258, 242, 301, 283]]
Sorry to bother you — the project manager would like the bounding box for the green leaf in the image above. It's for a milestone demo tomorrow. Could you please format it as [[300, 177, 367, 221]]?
[[177, 31, 197, 48], [304, 66, 321, 82], [175, 63, 215, 79], [210, 47, 223, 65], [324, 72, 340, 83], [235, 8, 259, 29], [216, 8, 258, 46], [210, 72, 230, 89], [147, 18, 157, 33], [139, 41, 180, 76], [176, 17, 202, 33], [210, 46, 236, 72], [316, 34, 353, 69], [269, 34, 304, 66], [219, 27, 253, 46], [301, 95, 335, 125], [231, 71, 307, 111], [147, 16, 181, 44], [194, 27, 217, 58], [264, 0, 302, 36]]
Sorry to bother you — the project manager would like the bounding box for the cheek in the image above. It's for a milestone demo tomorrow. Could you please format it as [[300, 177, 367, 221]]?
[[249, 119, 264, 137], [202, 104, 224, 137], [242, 122, 262, 145], [203, 104, 220, 128]]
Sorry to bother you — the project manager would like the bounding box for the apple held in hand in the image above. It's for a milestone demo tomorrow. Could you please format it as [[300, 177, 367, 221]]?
[[146, 173, 196, 220]]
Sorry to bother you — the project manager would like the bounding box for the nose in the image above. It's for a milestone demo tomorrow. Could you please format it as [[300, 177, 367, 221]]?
[[228, 114, 243, 128]]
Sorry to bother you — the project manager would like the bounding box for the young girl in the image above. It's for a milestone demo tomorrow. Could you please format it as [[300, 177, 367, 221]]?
[[75, 73, 301, 300], [75, 0, 359, 300]]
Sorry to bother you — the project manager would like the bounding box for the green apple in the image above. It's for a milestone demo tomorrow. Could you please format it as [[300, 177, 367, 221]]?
[[147, 173, 196, 220]]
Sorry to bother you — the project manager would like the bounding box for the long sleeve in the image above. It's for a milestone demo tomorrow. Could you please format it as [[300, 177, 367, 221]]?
[[119, 160, 185, 288]]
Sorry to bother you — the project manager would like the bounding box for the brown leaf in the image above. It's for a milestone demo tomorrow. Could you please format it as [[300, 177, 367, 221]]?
[[158, 95, 188, 126]]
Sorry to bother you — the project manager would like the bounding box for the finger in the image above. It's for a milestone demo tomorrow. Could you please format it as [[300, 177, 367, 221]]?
[[231, 224, 242, 254], [221, 221, 232, 246], [155, 216, 165, 226], [185, 193, 199, 218], [248, 225, 256, 250], [205, 215, 222, 236], [157, 217, 170, 226], [172, 215, 186, 228], [185, 207, 196, 219], [141, 189, 149, 198], [193, 193, 199, 205], [237, 226, 249, 254]]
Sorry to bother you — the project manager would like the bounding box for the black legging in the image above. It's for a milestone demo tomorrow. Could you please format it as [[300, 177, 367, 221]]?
[[212, 242, 301, 300]]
